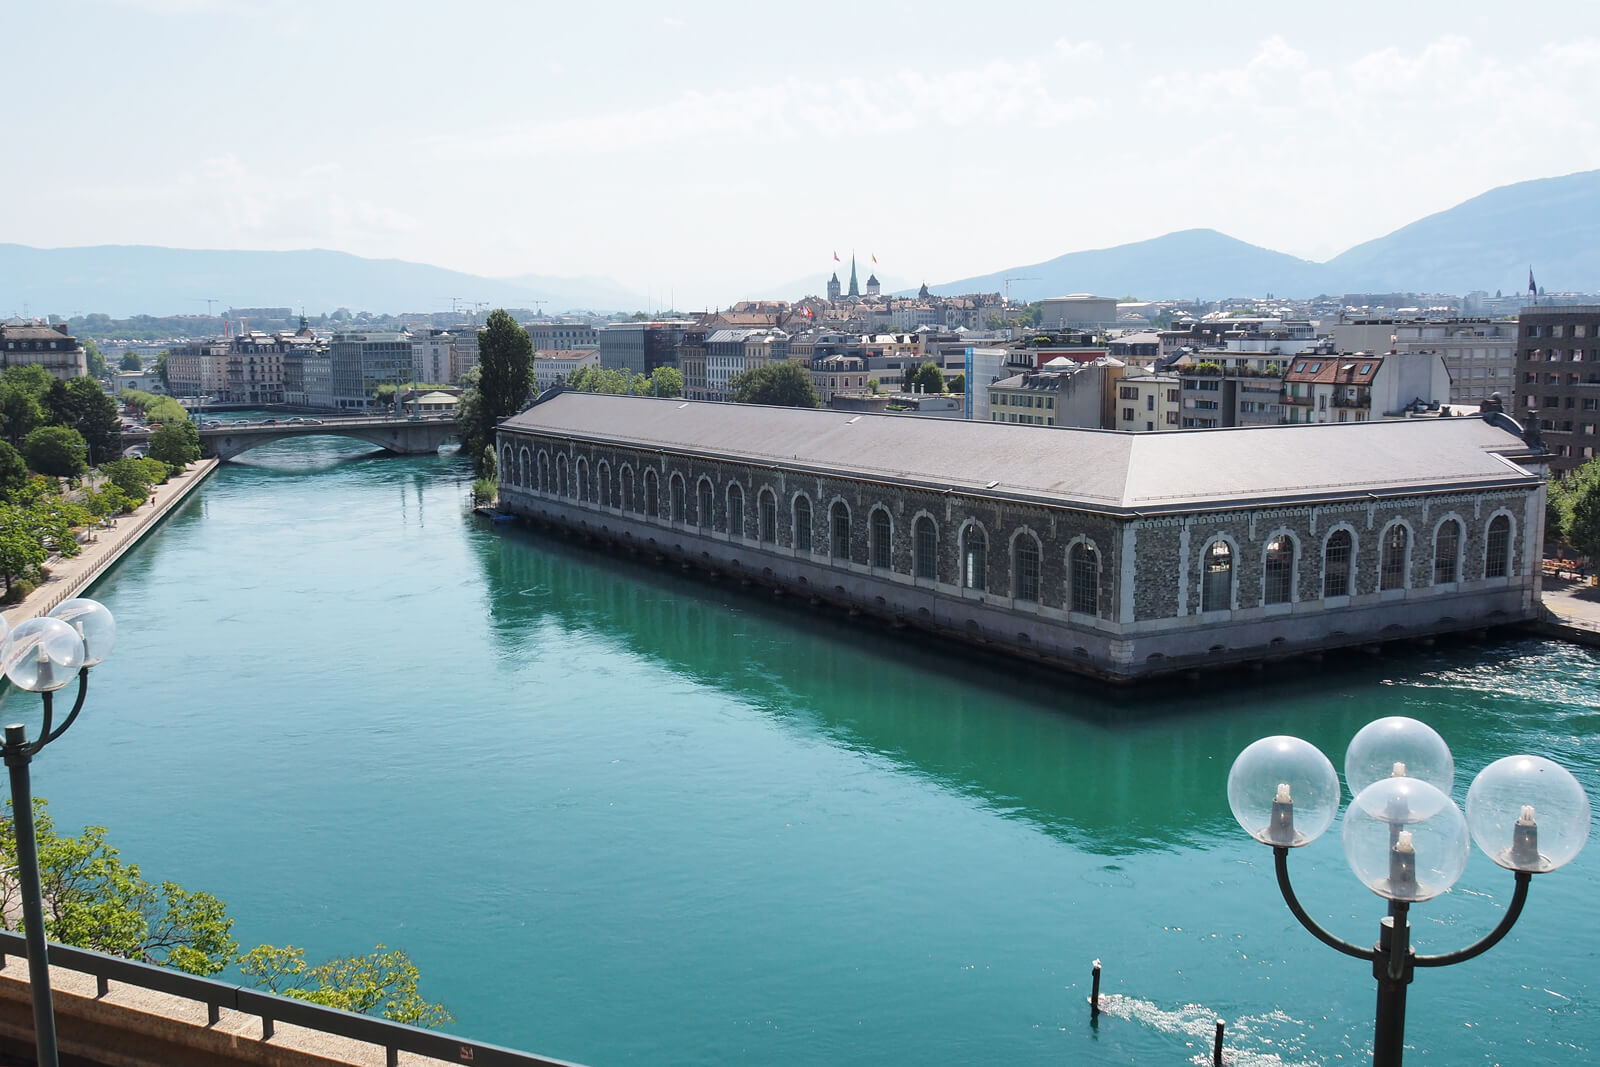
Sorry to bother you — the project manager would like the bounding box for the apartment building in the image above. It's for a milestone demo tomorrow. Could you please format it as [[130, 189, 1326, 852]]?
[[1516, 304, 1600, 473]]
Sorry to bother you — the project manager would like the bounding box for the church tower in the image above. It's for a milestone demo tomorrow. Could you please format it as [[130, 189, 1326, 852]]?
[[827, 272, 841, 302], [847, 255, 860, 299], [866, 273, 880, 297]]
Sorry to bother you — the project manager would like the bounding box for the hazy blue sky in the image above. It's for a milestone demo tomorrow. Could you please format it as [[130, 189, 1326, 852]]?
[[12, 0, 1600, 308]]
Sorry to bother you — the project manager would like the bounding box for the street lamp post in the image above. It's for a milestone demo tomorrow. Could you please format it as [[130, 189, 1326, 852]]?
[[0, 598, 117, 1067], [1228, 717, 1590, 1067]]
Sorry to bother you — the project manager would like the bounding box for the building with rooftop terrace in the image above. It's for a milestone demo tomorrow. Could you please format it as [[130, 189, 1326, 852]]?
[[495, 392, 1548, 682]]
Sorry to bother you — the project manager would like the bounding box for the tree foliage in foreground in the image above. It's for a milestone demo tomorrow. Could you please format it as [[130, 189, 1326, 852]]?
[[0, 798, 452, 1025], [728, 361, 820, 408], [905, 361, 945, 394], [563, 364, 682, 398]]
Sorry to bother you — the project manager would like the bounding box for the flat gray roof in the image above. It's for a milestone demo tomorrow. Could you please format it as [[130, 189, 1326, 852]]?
[[500, 392, 1539, 514]]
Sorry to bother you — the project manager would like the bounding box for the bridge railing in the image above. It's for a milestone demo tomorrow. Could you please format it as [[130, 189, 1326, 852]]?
[[0, 929, 582, 1067]]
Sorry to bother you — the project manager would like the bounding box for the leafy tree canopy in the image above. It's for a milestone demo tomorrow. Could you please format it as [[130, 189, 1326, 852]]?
[[148, 421, 201, 469], [0, 441, 28, 501], [460, 311, 533, 474], [906, 361, 945, 394], [119, 352, 142, 372], [84, 338, 108, 379], [4, 798, 452, 1024], [728, 361, 820, 408], [23, 425, 88, 479]]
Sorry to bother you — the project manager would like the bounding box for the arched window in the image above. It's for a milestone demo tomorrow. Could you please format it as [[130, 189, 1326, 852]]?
[[577, 457, 590, 502], [598, 461, 612, 507], [517, 447, 529, 489], [644, 468, 660, 516], [556, 454, 569, 497], [1070, 541, 1099, 615], [1013, 533, 1041, 602], [759, 489, 777, 543], [502, 444, 514, 484], [1202, 540, 1232, 612], [1263, 534, 1294, 605], [1323, 529, 1353, 598], [697, 477, 714, 528], [830, 501, 851, 560], [1485, 514, 1512, 578], [913, 515, 937, 580], [670, 473, 687, 522], [793, 494, 813, 551], [537, 452, 550, 493], [1433, 519, 1461, 584], [869, 507, 892, 568], [727, 483, 745, 537], [961, 525, 987, 591], [622, 466, 636, 511], [1380, 524, 1409, 590]]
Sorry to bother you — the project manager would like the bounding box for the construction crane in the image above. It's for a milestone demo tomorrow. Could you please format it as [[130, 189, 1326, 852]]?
[[1004, 277, 1039, 304], [193, 298, 222, 318]]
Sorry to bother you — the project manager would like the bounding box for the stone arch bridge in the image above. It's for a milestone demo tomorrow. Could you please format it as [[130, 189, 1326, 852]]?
[[124, 416, 459, 462]]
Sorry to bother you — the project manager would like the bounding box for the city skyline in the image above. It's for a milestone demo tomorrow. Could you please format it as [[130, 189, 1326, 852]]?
[[12, 0, 1600, 309]]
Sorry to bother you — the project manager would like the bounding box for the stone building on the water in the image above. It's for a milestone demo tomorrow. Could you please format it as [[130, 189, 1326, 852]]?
[[495, 392, 1548, 682]]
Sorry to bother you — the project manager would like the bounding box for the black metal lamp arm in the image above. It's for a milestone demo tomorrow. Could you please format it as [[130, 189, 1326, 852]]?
[[1415, 871, 1532, 968], [39, 669, 91, 749], [1274, 845, 1376, 962]]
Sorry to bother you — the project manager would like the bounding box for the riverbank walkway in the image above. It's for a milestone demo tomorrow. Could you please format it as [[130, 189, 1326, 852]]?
[[2, 458, 219, 630]]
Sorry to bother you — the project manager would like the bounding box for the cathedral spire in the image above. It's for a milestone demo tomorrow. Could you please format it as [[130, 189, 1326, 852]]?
[[847, 254, 860, 298]]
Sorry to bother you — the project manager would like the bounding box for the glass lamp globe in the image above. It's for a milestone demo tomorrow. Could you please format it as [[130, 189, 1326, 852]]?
[[1466, 755, 1591, 873], [1345, 716, 1455, 797], [48, 598, 116, 668], [1342, 777, 1469, 901], [1229, 735, 1341, 846], [2, 617, 85, 693]]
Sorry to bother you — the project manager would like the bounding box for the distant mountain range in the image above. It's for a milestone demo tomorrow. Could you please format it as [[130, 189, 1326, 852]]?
[[927, 169, 1600, 303], [3, 170, 1596, 318], [0, 245, 647, 319]]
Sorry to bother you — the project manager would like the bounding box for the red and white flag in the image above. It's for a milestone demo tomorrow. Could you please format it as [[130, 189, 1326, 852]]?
[[833, 251, 840, 262]]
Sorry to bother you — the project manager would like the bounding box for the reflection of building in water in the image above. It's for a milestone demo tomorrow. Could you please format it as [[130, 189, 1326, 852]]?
[[478, 527, 1403, 850], [495, 392, 1547, 683]]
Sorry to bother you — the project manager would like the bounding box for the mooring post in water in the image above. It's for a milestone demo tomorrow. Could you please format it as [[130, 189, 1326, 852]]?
[[1089, 958, 1101, 1019], [1213, 1018, 1225, 1065]]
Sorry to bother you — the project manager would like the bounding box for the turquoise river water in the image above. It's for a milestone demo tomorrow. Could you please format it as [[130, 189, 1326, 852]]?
[[2, 437, 1597, 1066]]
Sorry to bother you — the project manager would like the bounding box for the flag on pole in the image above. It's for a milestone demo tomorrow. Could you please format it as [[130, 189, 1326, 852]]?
[[872, 254, 877, 264], [1529, 268, 1537, 294], [833, 251, 840, 262]]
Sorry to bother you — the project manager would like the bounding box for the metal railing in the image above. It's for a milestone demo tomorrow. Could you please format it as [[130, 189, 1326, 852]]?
[[0, 930, 583, 1067]]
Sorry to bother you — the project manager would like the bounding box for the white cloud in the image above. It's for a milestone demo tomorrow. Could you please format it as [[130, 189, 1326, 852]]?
[[1053, 38, 1098, 60]]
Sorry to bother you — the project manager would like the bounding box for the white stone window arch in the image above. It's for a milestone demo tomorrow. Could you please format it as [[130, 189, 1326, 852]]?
[[957, 517, 989, 592], [1261, 527, 1297, 606], [669, 472, 687, 522], [1321, 523, 1359, 599], [502, 443, 515, 485], [911, 509, 939, 581], [556, 453, 570, 497], [576, 456, 590, 502], [726, 481, 745, 538], [597, 460, 612, 508], [1378, 519, 1414, 591], [536, 449, 551, 494], [696, 475, 716, 528], [620, 462, 636, 511], [869, 505, 894, 569], [1430, 512, 1466, 585], [1066, 535, 1102, 615], [517, 445, 531, 489], [1484, 509, 1517, 579], [1199, 534, 1237, 613], [791, 490, 814, 552], [1010, 526, 1043, 602], [757, 485, 779, 543], [828, 497, 852, 560]]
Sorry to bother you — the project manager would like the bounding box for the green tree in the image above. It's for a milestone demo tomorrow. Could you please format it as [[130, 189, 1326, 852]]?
[[84, 338, 109, 379], [1559, 460, 1600, 559], [729, 361, 820, 408], [102, 457, 158, 502], [0, 440, 28, 501], [119, 352, 143, 372], [49, 376, 122, 465], [867, 377, 880, 394], [948, 373, 966, 394], [906, 361, 945, 394], [23, 425, 89, 478], [461, 310, 533, 474], [238, 944, 453, 1027], [0, 503, 47, 594], [155, 350, 170, 390], [0, 380, 47, 447], [649, 365, 684, 398], [373, 382, 398, 409], [148, 421, 201, 468]]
